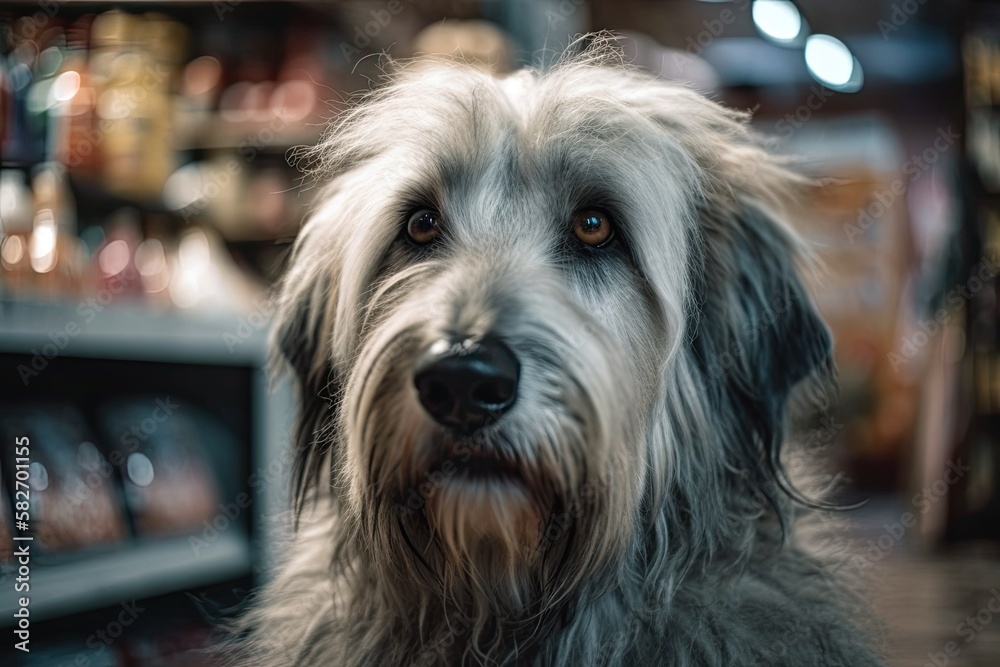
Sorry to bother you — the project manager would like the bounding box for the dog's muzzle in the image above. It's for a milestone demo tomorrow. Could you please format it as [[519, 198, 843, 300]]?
[[413, 336, 519, 434]]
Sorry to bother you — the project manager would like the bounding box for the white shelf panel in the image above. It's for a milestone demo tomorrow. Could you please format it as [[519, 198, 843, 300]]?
[[0, 299, 270, 366], [0, 531, 251, 624]]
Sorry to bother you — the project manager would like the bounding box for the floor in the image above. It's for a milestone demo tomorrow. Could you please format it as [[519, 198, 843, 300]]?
[[849, 499, 1000, 667]]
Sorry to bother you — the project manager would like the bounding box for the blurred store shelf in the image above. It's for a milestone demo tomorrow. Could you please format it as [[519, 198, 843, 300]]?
[[0, 298, 270, 364], [173, 114, 325, 153], [0, 531, 250, 624]]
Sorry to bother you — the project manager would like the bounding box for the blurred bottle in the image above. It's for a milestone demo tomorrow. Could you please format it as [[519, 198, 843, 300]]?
[[28, 164, 84, 297], [135, 214, 173, 305], [92, 206, 144, 299], [53, 18, 101, 177], [3, 31, 44, 164], [93, 11, 176, 199], [25, 36, 65, 164], [0, 405, 127, 554], [0, 169, 35, 295], [98, 398, 223, 539], [0, 22, 9, 152], [176, 54, 223, 139]]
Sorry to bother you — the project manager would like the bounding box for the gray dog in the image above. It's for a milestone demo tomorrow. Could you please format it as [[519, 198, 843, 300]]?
[[226, 41, 885, 666]]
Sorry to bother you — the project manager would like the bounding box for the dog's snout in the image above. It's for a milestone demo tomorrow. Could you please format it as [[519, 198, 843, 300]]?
[[414, 337, 519, 432]]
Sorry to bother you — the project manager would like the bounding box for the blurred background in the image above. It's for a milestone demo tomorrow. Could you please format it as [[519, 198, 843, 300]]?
[[0, 0, 998, 665]]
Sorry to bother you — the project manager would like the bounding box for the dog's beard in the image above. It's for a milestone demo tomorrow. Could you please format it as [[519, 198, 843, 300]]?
[[353, 344, 582, 606], [342, 282, 647, 613]]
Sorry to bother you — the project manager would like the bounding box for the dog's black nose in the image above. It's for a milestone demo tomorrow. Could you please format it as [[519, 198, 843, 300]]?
[[414, 337, 519, 432]]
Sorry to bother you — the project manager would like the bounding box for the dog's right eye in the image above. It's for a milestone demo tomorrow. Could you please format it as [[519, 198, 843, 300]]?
[[405, 209, 442, 245]]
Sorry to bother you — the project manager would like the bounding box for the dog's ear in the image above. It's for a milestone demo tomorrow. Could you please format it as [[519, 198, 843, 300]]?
[[697, 204, 832, 394], [272, 269, 334, 393], [612, 67, 833, 507], [271, 241, 340, 516], [689, 202, 833, 512]]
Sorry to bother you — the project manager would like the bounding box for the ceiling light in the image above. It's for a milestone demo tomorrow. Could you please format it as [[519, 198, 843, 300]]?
[[805, 34, 863, 92], [752, 0, 803, 44]]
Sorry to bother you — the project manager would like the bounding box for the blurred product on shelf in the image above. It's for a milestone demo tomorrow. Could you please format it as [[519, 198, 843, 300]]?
[[1, 5, 346, 310], [775, 116, 939, 487], [0, 394, 239, 556], [966, 31, 1000, 192], [1, 164, 263, 309], [88, 11, 182, 199], [167, 225, 263, 309], [931, 27, 1000, 545], [800, 171, 918, 475], [0, 164, 84, 296], [0, 169, 34, 291], [0, 404, 127, 554], [32, 163, 86, 295], [413, 19, 513, 73], [98, 398, 224, 538], [90, 206, 144, 299]]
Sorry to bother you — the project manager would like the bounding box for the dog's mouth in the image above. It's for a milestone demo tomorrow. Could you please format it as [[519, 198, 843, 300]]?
[[430, 439, 527, 487], [452, 451, 521, 482]]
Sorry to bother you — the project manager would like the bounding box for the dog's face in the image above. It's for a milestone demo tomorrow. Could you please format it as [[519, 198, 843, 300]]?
[[276, 51, 831, 615]]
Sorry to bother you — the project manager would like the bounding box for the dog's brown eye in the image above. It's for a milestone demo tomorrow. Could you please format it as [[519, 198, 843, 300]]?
[[572, 210, 614, 247], [406, 209, 441, 245]]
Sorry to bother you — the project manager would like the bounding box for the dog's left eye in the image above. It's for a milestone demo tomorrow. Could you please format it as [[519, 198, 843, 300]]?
[[571, 210, 614, 247], [406, 209, 441, 245]]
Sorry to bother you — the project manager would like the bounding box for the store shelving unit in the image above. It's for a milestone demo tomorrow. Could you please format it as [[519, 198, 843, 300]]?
[[0, 300, 293, 625], [940, 3, 1000, 545], [0, 532, 250, 621]]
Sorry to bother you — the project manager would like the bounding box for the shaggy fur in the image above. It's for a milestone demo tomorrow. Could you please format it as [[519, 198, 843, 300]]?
[[224, 40, 885, 666]]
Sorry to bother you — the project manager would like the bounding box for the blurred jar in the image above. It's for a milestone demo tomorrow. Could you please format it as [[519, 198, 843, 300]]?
[[91, 206, 144, 300], [0, 170, 35, 295], [0, 405, 127, 555], [98, 398, 223, 538], [28, 164, 85, 297], [52, 18, 101, 176], [24, 36, 64, 164], [93, 11, 175, 199], [135, 215, 173, 305]]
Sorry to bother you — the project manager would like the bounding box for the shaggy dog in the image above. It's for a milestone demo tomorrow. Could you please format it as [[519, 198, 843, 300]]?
[[226, 42, 884, 666]]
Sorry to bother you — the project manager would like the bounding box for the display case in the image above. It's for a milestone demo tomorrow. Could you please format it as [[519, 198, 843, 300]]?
[[0, 299, 292, 660]]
